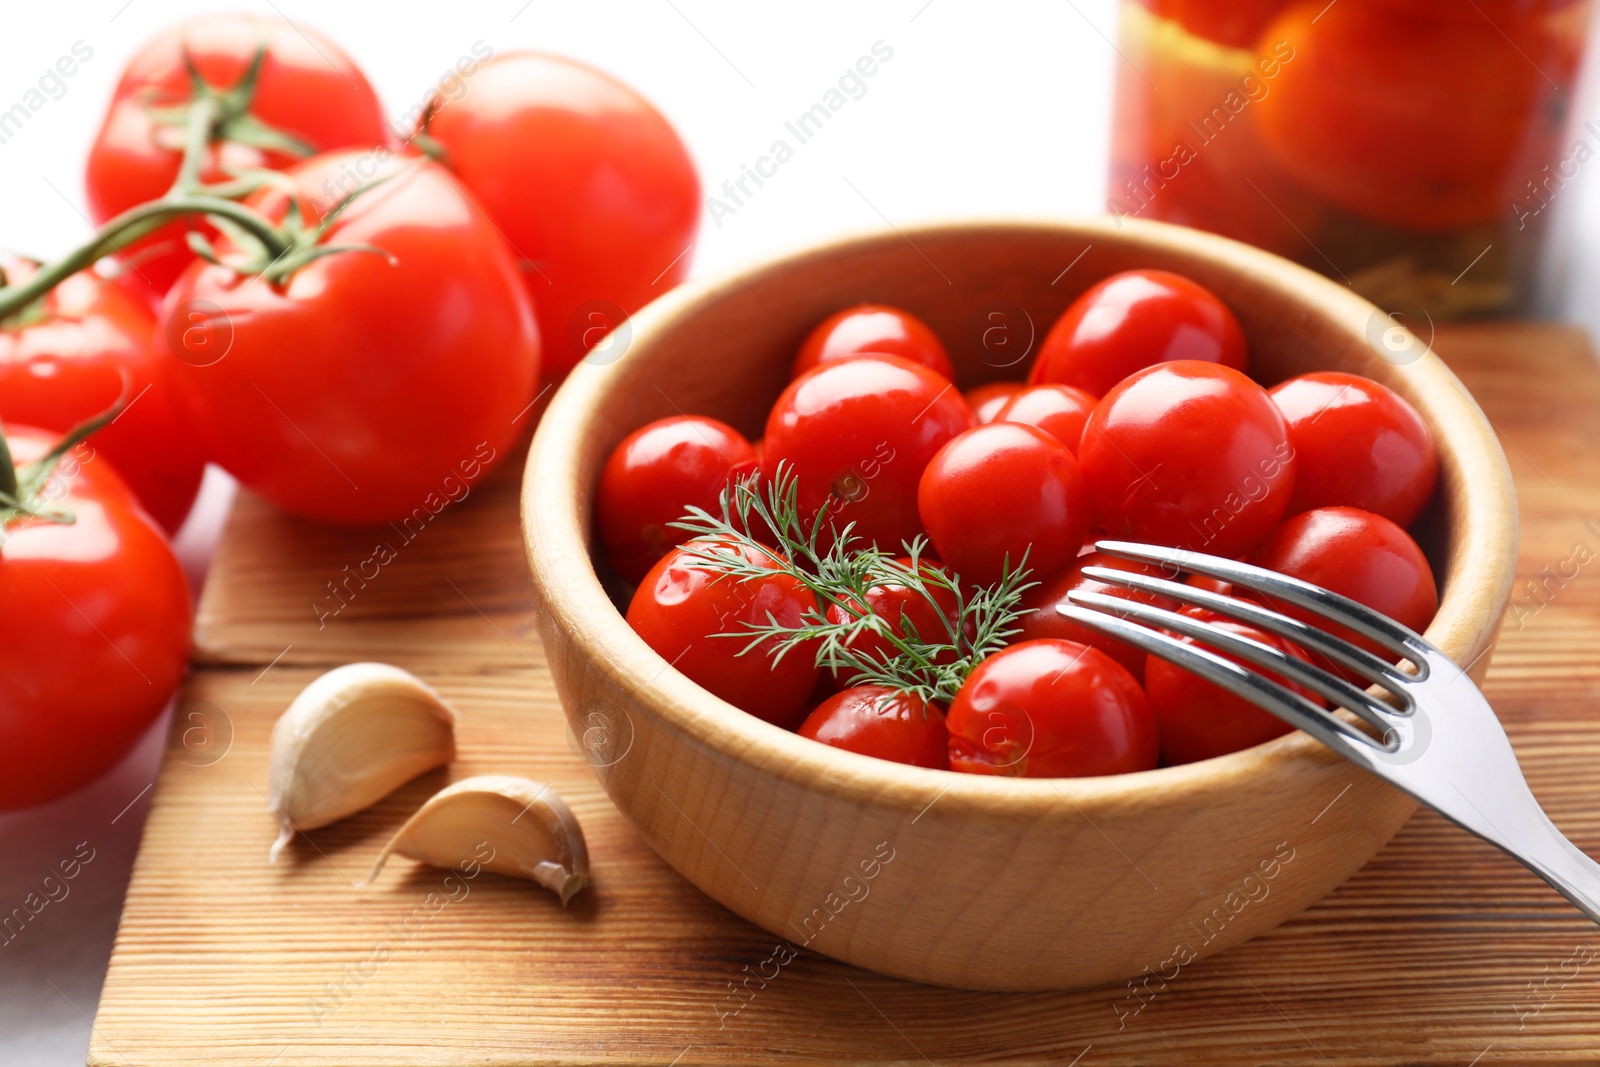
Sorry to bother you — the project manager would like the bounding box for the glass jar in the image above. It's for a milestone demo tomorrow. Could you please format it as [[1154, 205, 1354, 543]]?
[[1109, 0, 1593, 317]]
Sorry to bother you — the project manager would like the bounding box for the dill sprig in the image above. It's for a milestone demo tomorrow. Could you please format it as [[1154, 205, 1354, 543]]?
[[670, 463, 1036, 705]]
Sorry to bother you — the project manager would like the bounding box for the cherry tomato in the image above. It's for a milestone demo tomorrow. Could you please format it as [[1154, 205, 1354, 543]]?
[[994, 383, 1098, 454], [1269, 371, 1438, 528], [420, 52, 700, 383], [86, 13, 388, 298], [965, 381, 1025, 424], [823, 557, 963, 682], [1144, 611, 1322, 765], [792, 304, 954, 382], [763, 355, 974, 552], [0, 257, 204, 533], [159, 152, 539, 524], [0, 427, 192, 810], [1078, 361, 1296, 559], [918, 423, 1093, 587], [1028, 270, 1247, 396], [1015, 550, 1183, 681], [798, 685, 950, 769], [946, 639, 1158, 777], [626, 540, 819, 726], [1253, 1, 1575, 230], [597, 415, 756, 583], [1247, 506, 1438, 679]]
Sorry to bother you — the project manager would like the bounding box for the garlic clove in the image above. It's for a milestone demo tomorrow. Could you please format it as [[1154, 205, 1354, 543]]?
[[363, 775, 590, 905], [267, 662, 456, 863]]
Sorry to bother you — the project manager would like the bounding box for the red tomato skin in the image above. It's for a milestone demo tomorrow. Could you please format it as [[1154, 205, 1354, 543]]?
[[763, 355, 974, 552], [946, 639, 1157, 778], [626, 541, 820, 726], [0, 427, 192, 810], [1269, 371, 1439, 528], [1144, 612, 1318, 765], [1247, 506, 1439, 678], [798, 685, 951, 769], [918, 423, 1093, 587], [85, 14, 388, 297], [1078, 360, 1296, 559], [421, 52, 700, 383], [822, 557, 963, 684], [1015, 550, 1182, 681], [965, 381, 1026, 424], [0, 258, 205, 533], [597, 416, 756, 583], [792, 304, 955, 382], [994, 383, 1098, 454], [159, 152, 540, 524], [1028, 270, 1247, 396]]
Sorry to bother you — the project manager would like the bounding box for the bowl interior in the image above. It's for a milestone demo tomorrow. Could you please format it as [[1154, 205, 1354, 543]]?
[[526, 216, 1516, 810]]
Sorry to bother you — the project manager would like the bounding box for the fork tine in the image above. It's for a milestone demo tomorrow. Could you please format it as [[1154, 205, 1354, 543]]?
[[1067, 590, 1409, 733], [1078, 565, 1414, 689], [1093, 540, 1429, 660], [1054, 603, 1390, 755]]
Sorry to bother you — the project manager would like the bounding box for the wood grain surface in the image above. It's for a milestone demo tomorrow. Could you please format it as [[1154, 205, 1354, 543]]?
[[91, 324, 1600, 1065]]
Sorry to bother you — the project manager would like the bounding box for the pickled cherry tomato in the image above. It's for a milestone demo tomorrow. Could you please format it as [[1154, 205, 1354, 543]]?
[[792, 303, 955, 381], [1247, 506, 1438, 680], [918, 422, 1094, 586], [1015, 550, 1183, 681], [763, 355, 974, 551], [964, 381, 1026, 424], [798, 685, 951, 769], [1144, 611, 1320, 765], [598, 415, 757, 582], [1269, 371, 1438, 528], [994, 383, 1098, 454], [946, 639, 1158, 778], [626, 540, 820, 726], [823, 557, 963, 680], [1078, 361, 1295, 559], [1029, 270, 1247, 396]]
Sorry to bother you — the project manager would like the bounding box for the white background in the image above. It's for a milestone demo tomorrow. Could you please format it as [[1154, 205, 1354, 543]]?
[[2, 2, 1599, 1064]]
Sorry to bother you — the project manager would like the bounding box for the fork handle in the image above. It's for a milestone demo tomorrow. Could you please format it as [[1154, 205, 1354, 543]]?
[[1518, 811, 1600, 926]]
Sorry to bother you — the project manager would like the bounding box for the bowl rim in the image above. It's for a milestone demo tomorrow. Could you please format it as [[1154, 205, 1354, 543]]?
[[521, 215, 1518, 821]]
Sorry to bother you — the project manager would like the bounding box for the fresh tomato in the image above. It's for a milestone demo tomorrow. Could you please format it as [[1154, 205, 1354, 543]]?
[[419, 52, 699, 383], [994, 383, 1098, 454], [823, 557, 963, 682], [763, 355, 973, 552], [1252, 0, 1573, 230], [1028, 270, 1247, 396], [597, 415, 756, 583], [1247, 506, 1438, 679], [918, 423, 1093, 586], [1269, 371, 1438, 528], [964, 381, 1026, 424], [626, 540, 819, 726], [946, 639, 1158, 777], [158, 152, 539, 524], [85, 13, 388, 298], [1015, 550, 1183, 681], [798, 685, 950, 769], [0, 257, 204, 533], [0, 427, 192, 810], [792, 304, 954, 382], [1078, 360, 1295, 558], [1144, 610, 1320, 765]]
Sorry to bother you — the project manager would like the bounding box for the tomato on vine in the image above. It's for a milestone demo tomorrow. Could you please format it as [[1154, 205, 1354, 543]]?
[[0, 423, 191, 810], [0, 256, 204, 533], [86, 13, 388, 299]]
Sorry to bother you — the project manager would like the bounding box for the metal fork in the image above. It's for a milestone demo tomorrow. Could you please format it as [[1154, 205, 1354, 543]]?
[[1057, 539, 1600, 926]]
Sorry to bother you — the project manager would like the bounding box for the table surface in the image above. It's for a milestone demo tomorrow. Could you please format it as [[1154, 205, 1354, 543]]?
[[83, 323, 1600, 1066]]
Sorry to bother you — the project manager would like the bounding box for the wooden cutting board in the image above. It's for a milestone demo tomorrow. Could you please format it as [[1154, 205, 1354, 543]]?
[[90, 324, 1600, 1066]]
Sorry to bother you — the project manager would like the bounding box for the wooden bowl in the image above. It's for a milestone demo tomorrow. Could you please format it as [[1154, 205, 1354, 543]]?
[[521, 218, 1517, 991]]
